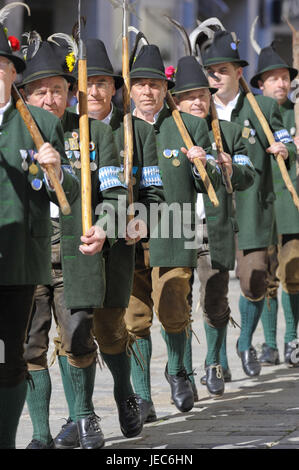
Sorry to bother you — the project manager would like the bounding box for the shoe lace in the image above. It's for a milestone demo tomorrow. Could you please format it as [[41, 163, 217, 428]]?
[[249, 346, 258, 361], [177, 368, 193, 381], [125, 395, 140, 414], [87, 414, 101, 432], [209, 364, 223, 379]]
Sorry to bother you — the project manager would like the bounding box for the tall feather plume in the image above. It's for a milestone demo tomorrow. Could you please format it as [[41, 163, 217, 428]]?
[[0, 1, 30, 24], [48, 33, 79, 60], [189, 17, 225, 58], [128, 26, 149, 69], [21, 31, 42, 59], [250, 16, 261, 55], [164, 16, 192, 56]]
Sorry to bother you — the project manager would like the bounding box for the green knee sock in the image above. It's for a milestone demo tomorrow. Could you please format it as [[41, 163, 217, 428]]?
[[261, 297, 278, 349], [0, 380, 27, 448], [58, 356, 76, 422], [204, 322, 226, 366], [101, 351, 134, 404], [67, 361, 96, 420], [131, 336, 152, 402], [219, 329, 229, 370], [26, 369, 52, 445], [238, 295, 265, 352], [161, 328, 186, 375], [282, 291, 299, 343], [183, 326, 195, 385]]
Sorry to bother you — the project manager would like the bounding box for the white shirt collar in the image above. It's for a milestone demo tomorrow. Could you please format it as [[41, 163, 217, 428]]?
[[213, 92, 240, 121], [100, 104, 114, 124], [0, 98, 12, 126]]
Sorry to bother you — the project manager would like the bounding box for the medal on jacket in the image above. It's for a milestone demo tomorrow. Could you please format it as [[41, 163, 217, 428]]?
[[172, 149, 180, 166], [20, 149, 28, 171], [74, 150, 81, 169], [31, 178, 43, 191], [89, 148, 97, 171], [69, 137, 79, 151], [242, 127, 251, 139], [248, 129, 256, 145], [163, 149, 173, 158], [28, 150, 39, 175]]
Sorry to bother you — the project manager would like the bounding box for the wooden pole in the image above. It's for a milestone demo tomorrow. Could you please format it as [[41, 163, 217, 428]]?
[[12, 84, 71, 215]]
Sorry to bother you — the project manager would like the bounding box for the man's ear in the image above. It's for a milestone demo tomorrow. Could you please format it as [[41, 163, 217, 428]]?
[[257, 79, 264, 92]]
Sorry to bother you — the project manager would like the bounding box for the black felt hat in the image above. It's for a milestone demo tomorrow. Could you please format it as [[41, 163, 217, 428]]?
[[20, 39, 76, 86], [130, 44, 175, 89], [73, 39, 123, 90], [202, 30, 248, 68], [0, 23, 25, 73], [171, 56, 217, 95], [250, 44, 298, 89]]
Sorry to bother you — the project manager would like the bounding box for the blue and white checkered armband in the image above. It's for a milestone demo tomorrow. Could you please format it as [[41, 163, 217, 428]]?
[[193, 154, 221, 178], [98, 166, 126, 191], [232, 154, 254, 169], [140, 166, 163, 188], [274, 129, 293, 144]]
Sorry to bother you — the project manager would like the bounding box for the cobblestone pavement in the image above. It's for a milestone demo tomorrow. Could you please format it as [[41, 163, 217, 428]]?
[[16, 273, 299, 450]]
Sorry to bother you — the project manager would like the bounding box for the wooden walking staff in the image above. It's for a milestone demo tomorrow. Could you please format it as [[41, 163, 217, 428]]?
[[166, 92, 219, 207], [77, 1, 92, 234], [122, 0, 134, 222], [209, 99, 233, 194], [240, 76, 299, 211], [12, 84, 71, 215]]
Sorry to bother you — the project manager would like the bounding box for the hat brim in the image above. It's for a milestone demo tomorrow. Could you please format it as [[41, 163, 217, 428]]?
[[19, 70, 76, 87], [203, 57, 249, 68], [250, 65, 298, 89], [0, 51, 25, 74], [171, 84, 218, 95], [130, 70, 175, 89]]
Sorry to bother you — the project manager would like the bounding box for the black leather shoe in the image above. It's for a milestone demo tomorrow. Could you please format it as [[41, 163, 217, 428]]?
[[285, 341, 299, 367], [116, 394, 143, 438], [200, 367, 232, 385], [77, 413, 105, 449], [137, 397, 157, 424], [54, 418, 80, 449], [26, 439, 55, 449], [205, 364, 225, 398], [236, 341, 261, 377], [259, 343, 280, 366], [165, 364, 194, 412]]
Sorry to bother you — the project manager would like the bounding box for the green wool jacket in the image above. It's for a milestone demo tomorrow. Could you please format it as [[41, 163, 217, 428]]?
[[60, 109, 127, 309], [203, 119, 256, 270], [149, 105, 221, 268], [103, 106, 164, 308], [230, 92, 297, 250], [274, 99, 299, 234], [0, 101, 79, 286]]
